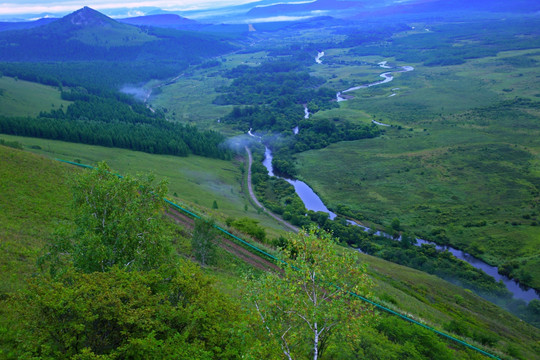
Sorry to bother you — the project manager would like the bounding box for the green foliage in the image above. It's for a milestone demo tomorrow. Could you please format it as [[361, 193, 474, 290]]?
[[192, 218, 217, 266], [229, 217, 266, 242], [0, 61, 186, 93], [7, 263, 247, 359], [291, 118, 381, 154], [218, 60, 338, 133], [347, 18, 540, 67], [42, 162, 172, 274], [0, 89, 231, 159], [0, 138, 22, 149], [377, 317, 454, 360], [391, 218, 401, 232], [249, 226, 376, 359], [249, 149, 310, 227]]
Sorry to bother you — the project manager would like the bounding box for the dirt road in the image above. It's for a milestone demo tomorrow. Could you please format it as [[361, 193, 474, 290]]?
[[245, 147, 299, 233], [167, 206, 281, 272]]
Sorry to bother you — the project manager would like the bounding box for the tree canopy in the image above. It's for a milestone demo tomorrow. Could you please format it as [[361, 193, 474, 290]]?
[[249, 226, 376, 359], [42, 162, 172, 274]]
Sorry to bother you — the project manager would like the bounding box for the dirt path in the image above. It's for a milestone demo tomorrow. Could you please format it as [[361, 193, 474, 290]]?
[[245, 147, 299, 233], [167, 207, 281, 272]]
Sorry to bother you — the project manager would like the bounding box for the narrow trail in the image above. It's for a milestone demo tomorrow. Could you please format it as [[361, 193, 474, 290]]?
[[245, 146, 299, 233], [167, 206, 281, 272]]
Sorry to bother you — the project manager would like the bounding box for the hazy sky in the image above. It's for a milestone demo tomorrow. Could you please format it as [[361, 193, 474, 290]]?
[[0, 0, 262, 16]]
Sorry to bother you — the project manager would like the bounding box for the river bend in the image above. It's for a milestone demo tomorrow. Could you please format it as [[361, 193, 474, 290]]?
[[248, 62, 539, 302]]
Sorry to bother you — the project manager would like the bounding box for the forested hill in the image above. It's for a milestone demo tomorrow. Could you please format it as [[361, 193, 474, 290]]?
[[0, 7, 235, 62]]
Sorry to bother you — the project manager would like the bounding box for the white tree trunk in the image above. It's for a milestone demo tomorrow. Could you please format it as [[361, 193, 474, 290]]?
[[313, 322, 319, 360]]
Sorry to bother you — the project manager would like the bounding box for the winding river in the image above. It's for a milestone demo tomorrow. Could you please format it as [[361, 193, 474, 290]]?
[[315, 51, 325, 64], [259, 142, 539, 303], [249, 62, 540, 303], [337, 65, 414, 102]]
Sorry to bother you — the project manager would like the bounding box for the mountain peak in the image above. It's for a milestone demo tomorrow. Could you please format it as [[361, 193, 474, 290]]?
[[60, 6, 117, 27]]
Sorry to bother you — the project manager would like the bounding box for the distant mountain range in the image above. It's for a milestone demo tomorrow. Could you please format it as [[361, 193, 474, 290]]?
[[245, 0, 540, 21], [0, 7, 235, 62], [3, 0, 540, 24], [1, 0, 539, 35], [118, 14, 201, 30]]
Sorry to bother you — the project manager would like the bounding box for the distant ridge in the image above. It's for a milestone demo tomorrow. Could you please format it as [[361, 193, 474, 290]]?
[[357, 0, 540, 17], [119, 14, 199, 28], [246, 0, 363, 17], [0, 18, 57, 32]]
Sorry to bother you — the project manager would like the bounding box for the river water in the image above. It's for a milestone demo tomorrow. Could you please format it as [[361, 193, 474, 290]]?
[[249, 62, 539, 303], [315, 51, 325, 64], [336, 65, 414, 102], [259, 143, 539, 302]]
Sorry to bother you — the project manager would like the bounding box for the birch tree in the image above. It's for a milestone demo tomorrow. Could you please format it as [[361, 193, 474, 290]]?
[[192, 217, 217, 266], [42, 162, 171, 274], [249, 226, 376, 359]]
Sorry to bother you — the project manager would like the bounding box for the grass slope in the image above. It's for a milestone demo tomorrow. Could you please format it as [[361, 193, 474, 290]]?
[[0, 134, 290, 238], [0, 145, 538, 359], [0, 76, 71, 117], [0, 145, 75, 294]]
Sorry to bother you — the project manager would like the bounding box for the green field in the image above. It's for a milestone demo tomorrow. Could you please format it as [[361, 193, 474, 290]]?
[[0, 135, 290, 238], [0, 76, 71, 117], [150, 51, 269, 131], [294, 48, 540, 289]]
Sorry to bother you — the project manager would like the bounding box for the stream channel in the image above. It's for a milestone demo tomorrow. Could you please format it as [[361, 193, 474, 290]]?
[[249, 60, 539, 303]]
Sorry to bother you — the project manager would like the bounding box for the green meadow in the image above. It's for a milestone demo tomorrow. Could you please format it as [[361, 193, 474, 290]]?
[[0, 76, 71, 117], [295, 49, 540, 289], [150, 51, 269, 131]]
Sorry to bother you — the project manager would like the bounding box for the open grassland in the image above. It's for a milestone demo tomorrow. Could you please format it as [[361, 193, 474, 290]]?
[[295, 48, 540, 289], [2, 145, 538, 359], [0, 135, 290, 238], [0, 76, 71, 117], [456, 49, 540, 101], [150, 74, 233, 130], [0, 145, 75, 294], [150, 51, 269, 131]]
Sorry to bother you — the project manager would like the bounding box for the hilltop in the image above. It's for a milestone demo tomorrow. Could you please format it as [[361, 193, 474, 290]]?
[[0, 7, 235, 61]]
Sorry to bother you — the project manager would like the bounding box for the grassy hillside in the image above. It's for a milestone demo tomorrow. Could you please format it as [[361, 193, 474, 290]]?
[[0, 145, 75, 294], [1, 144, 539, 359], [0, 76, 71, 117], [359, 252, 540, 360], [0, 134, 290, 238]]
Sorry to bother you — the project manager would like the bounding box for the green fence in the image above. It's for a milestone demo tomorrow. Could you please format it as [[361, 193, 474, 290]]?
[[56, 158, 501, 359]]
